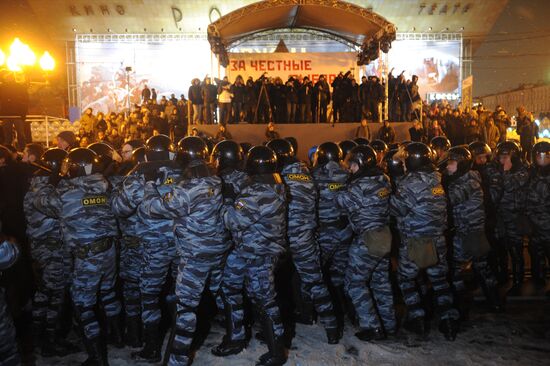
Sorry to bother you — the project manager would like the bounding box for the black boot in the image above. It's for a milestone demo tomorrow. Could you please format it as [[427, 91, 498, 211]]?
[[256, 315, 287, 366], [107, 314, 124, 348], [295, 300, 315, 325], [507, 245, 525, 296], [404, 317, 428, 339], [335, 286, 357, 326], [131, 323, 162, 363], [291, 272, 315, 325], [438, 318, 459, 341], [41, 327, 79, 357], [479, 280, 505, 313], [211, 295, 246, 357], [124, 316, 142, 348], [325, 327, 343, 344], [81, 336, 109, 366], [355, 327, 387, 342]]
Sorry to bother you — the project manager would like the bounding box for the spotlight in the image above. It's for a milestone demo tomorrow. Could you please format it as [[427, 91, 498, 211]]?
[[412, 27, 416, 31], [107, 28, 112, 33], [89, 28, 93, 33], [428, 26, 433, 31], [144, 28, 147, 32], [460, 26, 465, 31], [72, 28, 77, 32]]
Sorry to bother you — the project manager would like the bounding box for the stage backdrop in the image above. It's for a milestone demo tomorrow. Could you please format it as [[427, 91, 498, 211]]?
[[365, 39, 461, 99], [226, 52, 358, 85], [75, 39, 212, 115]]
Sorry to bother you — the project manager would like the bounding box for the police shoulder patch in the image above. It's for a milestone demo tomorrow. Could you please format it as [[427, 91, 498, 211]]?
[[207, 188, 215, 197], [431, 185, 445, 196], [163, 192, 173, 202], [81, 196, 108, 206], [377, 188, 390, 199], [328, 183, 345, 191], [286, 173, 311, 182], [163, 177, 174, 185], [235, 200, 245, 210]]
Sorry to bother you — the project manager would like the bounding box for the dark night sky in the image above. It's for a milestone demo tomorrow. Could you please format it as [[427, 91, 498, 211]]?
[[473, 0, 550, 97]]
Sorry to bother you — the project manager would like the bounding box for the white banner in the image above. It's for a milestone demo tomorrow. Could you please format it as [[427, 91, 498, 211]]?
[[226, 52, 358, 85]]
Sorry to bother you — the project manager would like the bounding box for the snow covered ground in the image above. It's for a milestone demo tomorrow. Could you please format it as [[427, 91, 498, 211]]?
[[36, 301, 550, 366]]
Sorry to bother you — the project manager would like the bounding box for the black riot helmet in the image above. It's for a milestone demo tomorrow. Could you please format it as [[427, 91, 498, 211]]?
[[314, 142, 343, 167], [354, 137, 370, 146], [245, 146, 278, 175], [40, 148, 68, 173], [404, 142, 433, 172], [61, 148, 100, 178], [211, 140, 243, 171], [177, 136, 209, 165], [430, 136, 451, 159], [383, 149, 404, 178], [284, 137, 298, 155], [131, 147, 146, 166], [240, 142, 252, 155], [266, 138, 295, 170], [495, 141, 521, 164], [446, 146, 473, 177], [532, 141, 550, 170], [144, 134, 175, 162], [88, 142, 121, 168], [345, 145, 377, 180], [468, 141, 492, 158], [369, 139, 389, 155], [338, 140, 358, 160]]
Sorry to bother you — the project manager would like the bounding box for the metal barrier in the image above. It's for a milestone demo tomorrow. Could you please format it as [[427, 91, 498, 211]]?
[[0, 115, 75, 147]]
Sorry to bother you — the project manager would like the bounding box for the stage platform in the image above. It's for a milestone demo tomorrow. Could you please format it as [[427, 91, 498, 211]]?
[[194, 122, 413, 161]]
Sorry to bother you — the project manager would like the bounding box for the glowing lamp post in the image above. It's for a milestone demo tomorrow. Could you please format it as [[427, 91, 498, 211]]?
[[0, 38, 55, 78], [39, 51, 55, 72]]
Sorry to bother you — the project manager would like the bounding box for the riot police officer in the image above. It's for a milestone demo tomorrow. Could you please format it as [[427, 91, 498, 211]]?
[[312, 142, 355, 326], [24, 148, 79, 357], [485, 141, 530, 295], [210, 140, 251, 357], [336, 145, 396, 341], [112, 135, 182, 363], [221, 146, 288, 366], [525, 141, 550, 289], [443, 146, 503, 317], [140, 136, 228, 365], [37, 148, 121, 365], [390, 142, 460, 341], [267, 138, 340, 344]]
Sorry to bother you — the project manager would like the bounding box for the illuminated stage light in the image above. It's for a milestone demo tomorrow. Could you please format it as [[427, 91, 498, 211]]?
[[40, 51, 55, 71]]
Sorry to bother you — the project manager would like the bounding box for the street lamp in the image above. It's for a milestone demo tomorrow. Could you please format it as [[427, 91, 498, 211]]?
[[39, 51, 55, 71], [0, 38, 54, 74]]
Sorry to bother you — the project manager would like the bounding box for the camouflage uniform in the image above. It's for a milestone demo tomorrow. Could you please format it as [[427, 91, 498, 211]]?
[[281, 161, 337, 330], [110, 175, 144, 319], [311, 161, 353, 287], [36, 175, 120, 341], [112, 163, 182, 328], [220, 176, 287, 342], [140, 161, 228, 365], [446, 171, 497, 292], [391, 170, 459, 321], [0, 238, 20, 366], [214, 168, 249, 312], [525, 167, 550, 278], [485, 161, 530, 285], [335, 173, 396, 333], [24, 175, 67, 339]]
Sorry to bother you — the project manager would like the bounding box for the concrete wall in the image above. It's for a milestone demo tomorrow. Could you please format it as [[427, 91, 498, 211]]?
[[194, 122, 413, 161]]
